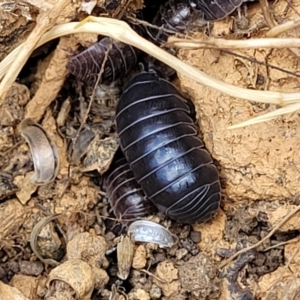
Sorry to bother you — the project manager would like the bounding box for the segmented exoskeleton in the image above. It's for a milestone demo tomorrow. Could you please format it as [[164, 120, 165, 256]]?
[[66, 37, 140, 86], [146, 0, 246, 44], [104, 152, 156, 224], [195, 0, 246, 20], [115, 71, 221, 224]]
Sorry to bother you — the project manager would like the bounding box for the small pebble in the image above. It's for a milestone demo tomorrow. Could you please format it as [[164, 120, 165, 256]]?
[[179, 238, 199, 256], [179, 225, 191, 239], [175, 248, 188, 260], [133, 245, 147, 270], [19, 261, 44, 276], [150, 284, 162, 299], [0, 267, 6, 279], [189, 231, 201, 243]]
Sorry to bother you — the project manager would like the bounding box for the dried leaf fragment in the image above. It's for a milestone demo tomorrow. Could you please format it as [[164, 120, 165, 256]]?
[[0, 199, 29, 240], [81, 135, 118, 173], [117, 235, 134, 280]]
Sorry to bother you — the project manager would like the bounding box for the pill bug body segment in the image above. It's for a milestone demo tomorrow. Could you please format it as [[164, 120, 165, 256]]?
[[104, 154, 156, 223], [148, 0, 246, 43], [116, 71, 221, 224], [67, 37, 140, 86], [194, 0, 246, 20], [148, 0, 204, 45]]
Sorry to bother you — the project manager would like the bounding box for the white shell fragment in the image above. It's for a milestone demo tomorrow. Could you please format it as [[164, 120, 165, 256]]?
[[20, 118, 59, 185], [128, 220, 178, 248]]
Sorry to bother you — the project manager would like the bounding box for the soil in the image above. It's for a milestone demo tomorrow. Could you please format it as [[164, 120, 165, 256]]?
[[1, 0, 300, 299]]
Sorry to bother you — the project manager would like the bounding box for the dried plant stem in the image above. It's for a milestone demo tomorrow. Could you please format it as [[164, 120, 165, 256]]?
[[1, 19, 300, 107], [266, 19, 300, 37], [2, 17, 300, 128], [258, 0, 300, 64], [0, 0, 69, 104], [262, 237, 300, 252], [228, 101, 300, 129], [73, 42, 112, 149], [165, 36, 300, 50], [220, 205, 300, 268], [259, 0, 276, 28]]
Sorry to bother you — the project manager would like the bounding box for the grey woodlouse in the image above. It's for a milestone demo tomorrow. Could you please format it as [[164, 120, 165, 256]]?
[[104, 152, 156, 224], [115, 71, 221, 224], [194, 0, 246, 21], [147, 0, 246, 46], [66, 37, 140, 86], [147, 0, 204, 45]]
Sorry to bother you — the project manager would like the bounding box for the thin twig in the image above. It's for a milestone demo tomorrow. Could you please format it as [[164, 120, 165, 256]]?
[[220, 205, 300, 268], [262, 237, 300, 252], [266, 19, 300, 37], [72, 42, 112, 151], [259, 0, 276, 28], [258, 0, 300, 60], [140, 269, 167, 283], [265, 238, 300, 294], [221, 50, 300, 78]]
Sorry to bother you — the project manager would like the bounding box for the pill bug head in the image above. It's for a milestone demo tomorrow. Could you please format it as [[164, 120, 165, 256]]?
[[145, 0, 206, 45], [103, 149, 157, 230]]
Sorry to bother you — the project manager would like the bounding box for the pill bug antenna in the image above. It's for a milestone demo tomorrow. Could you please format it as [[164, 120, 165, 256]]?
[[138, 61, 157, 76], [138, 62, 145, 72]]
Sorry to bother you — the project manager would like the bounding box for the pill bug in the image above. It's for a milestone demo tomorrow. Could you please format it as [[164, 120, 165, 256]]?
[[194, 0, 246, 21], [146, 0, 246, 44], [146, 0, 204, 46], [66, 37, 140, 86], [115, 71, 221, 224], [104, 151, 156, 225]]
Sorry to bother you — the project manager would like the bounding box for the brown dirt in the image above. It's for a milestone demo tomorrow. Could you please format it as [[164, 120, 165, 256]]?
[[1, 0, 300, 299]]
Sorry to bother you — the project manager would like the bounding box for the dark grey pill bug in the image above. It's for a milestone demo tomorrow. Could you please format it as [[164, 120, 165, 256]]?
[[146, 0, 246, 47], [66, 37, 140, 86], [103, 151, 157, 224], [115, 70, 221, 224], [194, 0, 246, 21]]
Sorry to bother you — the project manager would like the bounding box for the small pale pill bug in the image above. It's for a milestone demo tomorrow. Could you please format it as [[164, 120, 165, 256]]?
[[20, 118, 59, 185], [116, 71, 221, 224], [104, 150, 156, 225], [128, 220, 179, 248], [66, 37, 140, 86]]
